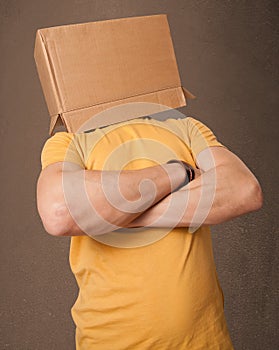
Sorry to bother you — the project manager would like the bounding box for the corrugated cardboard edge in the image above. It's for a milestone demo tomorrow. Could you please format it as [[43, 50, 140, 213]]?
[[49, 86, 195, 135], [34, 30, 64, 117]]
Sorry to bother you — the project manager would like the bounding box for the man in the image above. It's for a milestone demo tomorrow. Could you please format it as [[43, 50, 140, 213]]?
[[37, 115, 263, 349]]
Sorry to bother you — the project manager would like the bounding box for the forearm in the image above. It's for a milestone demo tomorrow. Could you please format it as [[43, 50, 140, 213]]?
[[127, 164, 263, 229], [48, 162, 186, 236]]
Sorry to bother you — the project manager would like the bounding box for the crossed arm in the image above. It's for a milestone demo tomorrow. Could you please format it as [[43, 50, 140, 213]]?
[[36, 146, 263, 236], [127, 147, 263, 229]]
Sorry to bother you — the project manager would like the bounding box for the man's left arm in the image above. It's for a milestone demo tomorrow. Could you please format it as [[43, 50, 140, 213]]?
[[127, 146, 263, 228]]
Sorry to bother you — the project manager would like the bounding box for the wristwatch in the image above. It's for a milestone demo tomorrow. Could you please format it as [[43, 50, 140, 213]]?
[[166, 159, 196, 189]]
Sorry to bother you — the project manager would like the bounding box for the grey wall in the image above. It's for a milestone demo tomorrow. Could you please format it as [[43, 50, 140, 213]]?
[[1, 1, 278, 349]]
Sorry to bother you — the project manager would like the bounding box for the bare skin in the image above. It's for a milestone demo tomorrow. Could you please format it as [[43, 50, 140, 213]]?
[[37, 161, 188, 236], [127, 147, 263, 228], [37, 146, 263, 236]]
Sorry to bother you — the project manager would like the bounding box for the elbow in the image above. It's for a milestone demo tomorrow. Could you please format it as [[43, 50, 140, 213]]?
[[243, 178, 264, 213], [38, 202, 72, 237], [250, 180, 264, 211]]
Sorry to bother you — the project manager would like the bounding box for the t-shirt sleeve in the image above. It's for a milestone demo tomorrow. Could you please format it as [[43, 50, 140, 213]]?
[[40, 132, 85, 170], [179, 116, 228, 165]]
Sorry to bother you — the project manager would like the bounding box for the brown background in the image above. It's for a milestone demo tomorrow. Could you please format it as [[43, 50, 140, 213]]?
[[1, 1, 278, 349]]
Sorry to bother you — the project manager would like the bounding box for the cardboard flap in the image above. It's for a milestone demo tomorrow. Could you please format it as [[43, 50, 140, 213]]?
[[34, 31, 64, 116], [49, 114, 65, 135], [64, 86, 189, 133], [182, 87, 196, 100]]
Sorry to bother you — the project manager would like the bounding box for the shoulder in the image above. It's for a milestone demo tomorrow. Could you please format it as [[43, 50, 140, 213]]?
[[41, 132, 85, 170], [162, 116, 227, 164], [42, 131, 76, 146]]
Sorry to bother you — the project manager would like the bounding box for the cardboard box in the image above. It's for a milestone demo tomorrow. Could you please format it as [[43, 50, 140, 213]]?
[[34, 14, 195, 135]]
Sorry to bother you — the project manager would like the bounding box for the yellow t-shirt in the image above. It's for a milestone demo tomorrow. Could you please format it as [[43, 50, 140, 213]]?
[[41, 116, 234, 349]]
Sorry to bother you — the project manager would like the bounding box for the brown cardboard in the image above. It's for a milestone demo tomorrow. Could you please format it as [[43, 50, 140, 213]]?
[[34, 14, 195, 135]]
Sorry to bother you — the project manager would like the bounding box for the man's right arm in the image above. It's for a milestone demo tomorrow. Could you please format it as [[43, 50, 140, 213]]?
[[36, 161, 187, 236]]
